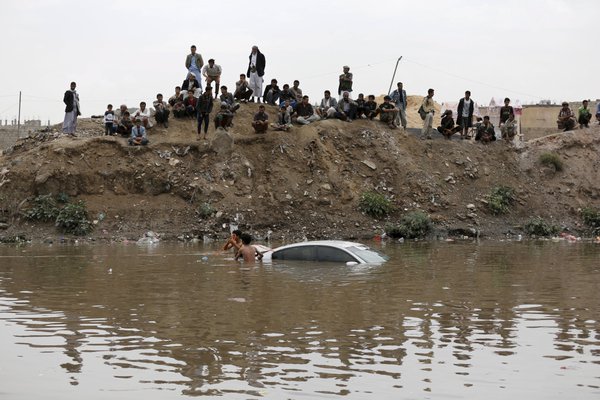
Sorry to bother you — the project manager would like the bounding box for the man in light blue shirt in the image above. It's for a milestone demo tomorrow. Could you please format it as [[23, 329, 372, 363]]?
[[390, 82, 407, 129], [185, 45, 204, 91]]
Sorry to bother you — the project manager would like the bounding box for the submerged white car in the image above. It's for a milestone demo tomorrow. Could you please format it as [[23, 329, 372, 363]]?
[[261, 240, 388, 264]]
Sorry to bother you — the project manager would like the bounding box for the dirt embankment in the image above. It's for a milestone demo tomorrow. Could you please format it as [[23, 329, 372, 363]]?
[[1, 99, 600, 243]]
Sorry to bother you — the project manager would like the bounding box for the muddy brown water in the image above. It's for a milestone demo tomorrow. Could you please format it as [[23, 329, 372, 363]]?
[[0, 241, 599, 399]]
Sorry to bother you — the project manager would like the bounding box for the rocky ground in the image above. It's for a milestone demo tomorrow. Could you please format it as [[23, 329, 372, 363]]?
[[1, 97, 600, 243]]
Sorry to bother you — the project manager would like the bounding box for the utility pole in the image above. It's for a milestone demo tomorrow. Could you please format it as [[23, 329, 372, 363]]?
[[17, 91, 21, 136], [387, 56, 403, 95]]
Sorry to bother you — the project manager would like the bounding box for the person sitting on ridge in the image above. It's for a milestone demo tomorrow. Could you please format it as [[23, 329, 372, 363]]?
[[153, 93, 170, 128], [131, 101, 152, 129], [377, 95, 399, 129], [334, 91, 357, 121], [293, 95, 320, 125], [234, 73, 253, 103], [475, 115, 496, 143], [181, 73, 201, 98], [578, 100, 592, 129], [252, 105, 269, 133], [183, 91, 197, 118], [214, 103, 234, 130], [263, 79, 281, 106], [557, 101, 576, 131], [501, 113, 517, 143], [219, 86, 240, 113], [128, 118, 148, 146], [271, 105, 292, 131], [437, 110, 461, 139], [316, 90, 337, 119]]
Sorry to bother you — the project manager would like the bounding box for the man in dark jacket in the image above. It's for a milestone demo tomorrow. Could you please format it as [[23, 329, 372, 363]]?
[[247, 45, 266, 103], [63, 81, 80, 135], [196, 86, 214, 139], [457, 90, 475, 139]]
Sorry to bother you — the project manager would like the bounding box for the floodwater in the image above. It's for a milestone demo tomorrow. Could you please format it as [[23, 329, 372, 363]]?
[[0, 241, 599, 399]]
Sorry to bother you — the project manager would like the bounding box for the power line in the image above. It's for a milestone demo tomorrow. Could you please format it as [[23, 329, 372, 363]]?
[[402, 57, 543, 100]]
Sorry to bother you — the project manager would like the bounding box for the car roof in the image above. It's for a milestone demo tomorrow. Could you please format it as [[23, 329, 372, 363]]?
[[273, 240, 368, 251]]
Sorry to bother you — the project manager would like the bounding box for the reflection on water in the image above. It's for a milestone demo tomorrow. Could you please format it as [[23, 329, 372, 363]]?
[[0, 241, 599, 399]]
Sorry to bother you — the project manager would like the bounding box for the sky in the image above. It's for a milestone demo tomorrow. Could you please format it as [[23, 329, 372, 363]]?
[[0, 0, 598, 124]]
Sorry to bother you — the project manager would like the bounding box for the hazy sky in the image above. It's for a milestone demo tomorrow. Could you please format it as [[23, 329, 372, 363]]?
[[0, 0, 598, 124]]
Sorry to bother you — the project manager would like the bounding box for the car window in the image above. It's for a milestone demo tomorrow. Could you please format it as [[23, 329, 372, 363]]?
[[273, 245, 317, 261], [347, 246, 388, 263], [316, 246, 358, 263]]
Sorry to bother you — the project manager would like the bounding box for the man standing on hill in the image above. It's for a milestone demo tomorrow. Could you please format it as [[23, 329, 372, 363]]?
[[247, 45, 266, 103], [185, 45, 204, 91], [390, 82, 407, 129], [457, 90, 474, 139], [202, 59, 222, 99], [421, 88, 435, 140], [62, 81, 80, 136], [338, 66, 353, 98]]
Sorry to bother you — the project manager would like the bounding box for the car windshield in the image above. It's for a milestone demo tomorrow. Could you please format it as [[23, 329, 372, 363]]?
[[346, 246, 388, 263]]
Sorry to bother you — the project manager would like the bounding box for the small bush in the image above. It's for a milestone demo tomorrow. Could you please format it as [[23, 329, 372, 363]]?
[[386, 211, 433, 239], [57, 192, 70, 204], [524, 217, 559, 237], [539, 152, 564, 172], [487, 186, 515, 215], [581, 207, 600, 233], [359, 191, 393, 219], [55, 201, 93, 236], [24, 194, 59, 222], [196, 202, 215, 219]]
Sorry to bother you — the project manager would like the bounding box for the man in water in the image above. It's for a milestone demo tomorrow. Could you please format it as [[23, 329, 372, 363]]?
[[235, 233, 263, 262], [223, 229, 243, 252]]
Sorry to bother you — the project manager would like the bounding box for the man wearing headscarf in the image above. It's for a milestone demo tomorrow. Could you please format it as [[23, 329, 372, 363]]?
[[62, 81, 80, 136], [247, 45, 266, 103]]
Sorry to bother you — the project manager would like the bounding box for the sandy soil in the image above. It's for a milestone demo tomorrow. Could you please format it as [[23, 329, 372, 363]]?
[[1, 98, 600, 243]]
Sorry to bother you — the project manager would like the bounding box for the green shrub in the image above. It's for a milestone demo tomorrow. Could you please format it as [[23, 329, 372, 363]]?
[[539, 152, 564, 171], [581, 207, 600, 233], [196, 202, 215, 219], [386, 211, 432, 239], [487, 186, 515, 215], [55, 201, 93, 236], [524, 217, 559, 237], [359, 191, 393, 219], [24, 194, 59, 222]]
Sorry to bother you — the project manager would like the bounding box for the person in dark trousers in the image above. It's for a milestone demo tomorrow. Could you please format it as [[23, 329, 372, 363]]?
[[457, 90, 474, 139], [196, 86, 214, 140]]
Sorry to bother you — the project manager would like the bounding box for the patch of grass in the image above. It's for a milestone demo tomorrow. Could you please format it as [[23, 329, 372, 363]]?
[[581, 207, 600, 233], [196, 202, 215, 219], [539, 152, 564, 172], [487, 186, 516, 215], [386, 211, 433, 239], [359, 191, 393, 219], [55, 201, 93, 236], [524, 217, 559, 237], [24, 194, 60, 222]]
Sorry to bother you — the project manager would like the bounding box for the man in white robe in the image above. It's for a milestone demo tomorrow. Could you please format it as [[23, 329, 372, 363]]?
[[62, 81, 80, 135]]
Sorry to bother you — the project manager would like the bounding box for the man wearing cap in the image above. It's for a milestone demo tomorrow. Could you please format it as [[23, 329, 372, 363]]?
[[338, 66, 353, 98], [185, 45, 204, 91], [196, 86, 214, 140], [247, 45, 266, 103], [62, 81, 80, 136], [202, 59, 222, 99]]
